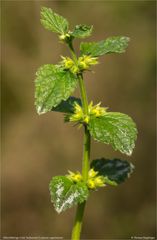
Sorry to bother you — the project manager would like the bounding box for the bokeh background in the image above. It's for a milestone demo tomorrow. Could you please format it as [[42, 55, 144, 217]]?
[[1, 1, 156, 239]]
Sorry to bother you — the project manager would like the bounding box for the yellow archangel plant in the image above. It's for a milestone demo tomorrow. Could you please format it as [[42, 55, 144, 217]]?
[[34, 7, 137, 240]]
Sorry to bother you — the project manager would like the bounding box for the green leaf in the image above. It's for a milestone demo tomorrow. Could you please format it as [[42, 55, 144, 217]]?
[[49, 176, 89, 213], [52, 96, 81, 113], [35, 65, 78, 115], [71, 25, 93, 38], [40, 7, 69, 34], [91, 158, 134, 184], [88, 112, 137, 156], [80, 36, 130, 57]]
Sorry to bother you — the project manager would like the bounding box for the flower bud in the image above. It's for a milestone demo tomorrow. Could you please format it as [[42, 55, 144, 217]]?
[[84, 115, 90, 124], [87, 179, 95, 189], [94, 176, 105, 187], [88, 168, 98, 178], [59, 33, 71, 41]]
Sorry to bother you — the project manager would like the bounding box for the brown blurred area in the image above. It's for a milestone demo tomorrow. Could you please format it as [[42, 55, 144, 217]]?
[[1, 1, 156, 239]]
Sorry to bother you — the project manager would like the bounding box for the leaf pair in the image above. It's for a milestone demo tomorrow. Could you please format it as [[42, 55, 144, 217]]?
[[41, 7, 93, 39], [40, 7, 130, 54], [50, 158, 134, 213]]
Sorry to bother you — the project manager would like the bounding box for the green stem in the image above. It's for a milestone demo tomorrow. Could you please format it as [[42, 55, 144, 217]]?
[[82, 122, 91, 181], [71, 201, 86, 240], [68, 40, 78, 63], [71, 125, 91, 240], [78, 74, 89, 115], [67, 41, 91, 240]]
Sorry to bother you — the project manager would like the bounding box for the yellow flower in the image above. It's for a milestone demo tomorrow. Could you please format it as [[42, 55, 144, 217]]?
[[78, 55, 98, 71], [61, 56, 80, 74], [87, 176, 105, 189], [67, 170, 82, 182], [69, 103, 84, 122], [71, 65, 79, 74], [78, 60, 88, 70], [87, 168, 105, 189], [84, 115, 90, 124], [66, 168, 106, 189], [88, 101, 107, 117], [61, 56, 74, 69], [68, 101, 108, 125], [61, 54, 98, 74]]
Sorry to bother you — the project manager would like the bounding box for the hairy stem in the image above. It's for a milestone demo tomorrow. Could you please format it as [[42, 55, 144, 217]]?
[[67, 41, 91, 240]]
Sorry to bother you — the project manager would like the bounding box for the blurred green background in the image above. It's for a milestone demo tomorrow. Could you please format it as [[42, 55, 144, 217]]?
[[2, 1, 156, 239]]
